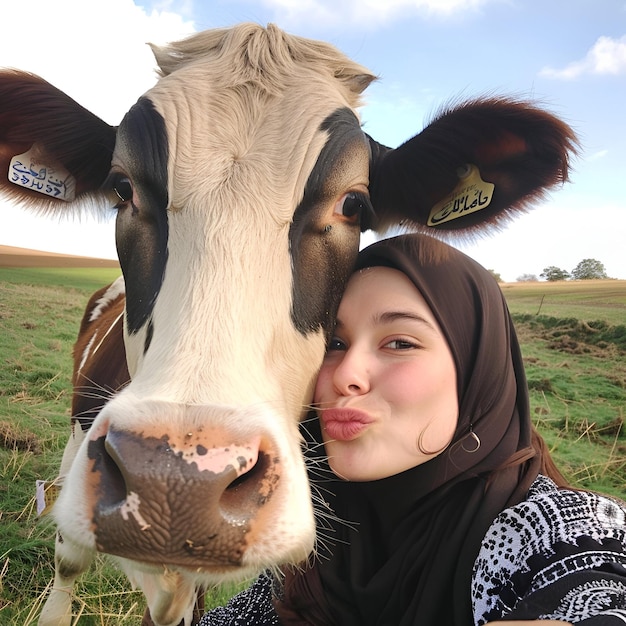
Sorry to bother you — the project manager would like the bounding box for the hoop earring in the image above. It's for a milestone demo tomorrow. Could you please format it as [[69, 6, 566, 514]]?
[[461, 426, 481, 453], [417, 428, 450, 456]]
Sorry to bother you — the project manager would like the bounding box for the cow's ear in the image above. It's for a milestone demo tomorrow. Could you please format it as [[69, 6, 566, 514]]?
[[365, 97, 579, 236], [0, 70, 116, 214]]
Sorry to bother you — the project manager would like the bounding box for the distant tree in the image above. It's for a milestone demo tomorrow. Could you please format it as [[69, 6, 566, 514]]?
[[540, 266, 570, 281], [517, 273, 538, 282], [488, 269, 503, 283], [571, 258, 608, 280]]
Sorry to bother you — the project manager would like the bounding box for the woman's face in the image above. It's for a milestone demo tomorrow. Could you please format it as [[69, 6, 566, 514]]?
[[314, 266, 458, 481]]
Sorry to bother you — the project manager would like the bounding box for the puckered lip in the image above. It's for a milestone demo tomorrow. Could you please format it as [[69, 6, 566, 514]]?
[[319, 407, 374, 441]]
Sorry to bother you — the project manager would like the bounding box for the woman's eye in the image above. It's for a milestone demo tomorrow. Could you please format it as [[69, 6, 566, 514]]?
[[384, 339, 418, 350]]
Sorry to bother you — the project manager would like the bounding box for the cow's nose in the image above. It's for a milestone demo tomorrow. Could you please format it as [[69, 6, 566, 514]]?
[[87, 426, 280, 567]]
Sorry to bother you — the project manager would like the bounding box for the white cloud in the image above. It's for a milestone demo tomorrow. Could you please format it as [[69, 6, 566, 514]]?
[[150, 0, 195, 18], [1, 0, 196, 124], [258, 0, 493, 27], [361, 0, 491, 17], [540, 35, 626, 80], [588, 149, 609, 162], [1, 0, 195, 255]]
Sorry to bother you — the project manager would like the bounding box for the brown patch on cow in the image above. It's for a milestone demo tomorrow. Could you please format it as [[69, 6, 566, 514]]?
[[72, 287, 129, 430], [0, 420, 41, 453]]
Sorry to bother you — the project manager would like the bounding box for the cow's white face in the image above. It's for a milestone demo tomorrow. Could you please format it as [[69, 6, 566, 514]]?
[[53, 28, 373, 623]]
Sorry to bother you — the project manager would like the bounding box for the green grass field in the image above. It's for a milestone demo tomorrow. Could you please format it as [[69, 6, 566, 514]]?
[[1, 269, 625, 624], [501, 279, 626, 326]]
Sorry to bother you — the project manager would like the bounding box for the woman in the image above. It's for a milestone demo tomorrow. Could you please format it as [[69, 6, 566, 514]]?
[[200, 234, 626, 625]]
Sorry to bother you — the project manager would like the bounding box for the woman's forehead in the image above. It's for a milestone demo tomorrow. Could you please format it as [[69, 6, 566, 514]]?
[[347, 265, 414, 293], [342, 266, 433, 317]]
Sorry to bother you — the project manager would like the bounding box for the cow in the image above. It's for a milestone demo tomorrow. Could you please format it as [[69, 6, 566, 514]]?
[[0, 23, 577, 626]]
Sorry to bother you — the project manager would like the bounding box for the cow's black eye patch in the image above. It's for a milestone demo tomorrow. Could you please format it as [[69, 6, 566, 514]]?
[[289, 108, 367, 337], [114, 97, 169, 335]]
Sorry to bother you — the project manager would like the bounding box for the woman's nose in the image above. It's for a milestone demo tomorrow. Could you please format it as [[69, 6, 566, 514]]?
[[332, 348, 371, 396]]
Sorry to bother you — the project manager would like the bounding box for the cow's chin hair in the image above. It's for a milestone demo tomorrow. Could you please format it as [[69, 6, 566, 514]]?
[[118, 559, 198, 626], [117, 557, 266, 626]]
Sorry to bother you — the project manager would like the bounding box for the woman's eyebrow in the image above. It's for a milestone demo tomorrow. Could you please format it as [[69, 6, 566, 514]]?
[[375, 310, 437, 331]]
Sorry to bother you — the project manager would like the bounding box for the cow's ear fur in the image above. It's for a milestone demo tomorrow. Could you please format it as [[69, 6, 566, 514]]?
[[366, 96, 579, 237], [0, 70, 116, 214]]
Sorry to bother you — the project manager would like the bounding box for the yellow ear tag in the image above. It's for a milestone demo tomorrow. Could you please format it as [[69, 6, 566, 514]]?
[[427, 165, 494, 227], [36, 479, 61, 517]]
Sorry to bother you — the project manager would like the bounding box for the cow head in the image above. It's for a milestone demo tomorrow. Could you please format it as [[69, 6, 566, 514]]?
[[0, 24, 577, 626]]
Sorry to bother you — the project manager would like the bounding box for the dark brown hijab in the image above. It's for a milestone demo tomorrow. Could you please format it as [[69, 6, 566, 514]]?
[[276, 233, 566, 626]]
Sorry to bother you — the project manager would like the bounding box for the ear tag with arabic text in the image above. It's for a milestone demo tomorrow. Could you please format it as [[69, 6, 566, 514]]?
[[428, 164, 494, 227], [9, 147, 76, 201]]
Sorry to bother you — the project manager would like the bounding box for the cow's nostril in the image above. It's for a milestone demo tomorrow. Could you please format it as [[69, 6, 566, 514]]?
[[88, 434, 128, 509], [221, 450, 277, 511]]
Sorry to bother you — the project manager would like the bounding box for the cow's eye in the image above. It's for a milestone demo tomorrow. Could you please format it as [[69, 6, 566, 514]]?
[[113, 177, 133, 204], [334, 191, 370, 223]]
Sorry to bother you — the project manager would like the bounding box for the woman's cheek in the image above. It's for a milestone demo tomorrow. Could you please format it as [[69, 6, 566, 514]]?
[[313, 364, 333, 403], [384, 368, 420, 400]]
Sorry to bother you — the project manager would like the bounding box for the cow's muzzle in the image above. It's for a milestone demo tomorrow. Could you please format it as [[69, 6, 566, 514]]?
[[86, 425, 279, 568]]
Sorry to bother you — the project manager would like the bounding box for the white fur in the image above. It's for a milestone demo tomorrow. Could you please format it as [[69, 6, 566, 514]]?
[[88, 276, 125, 322]]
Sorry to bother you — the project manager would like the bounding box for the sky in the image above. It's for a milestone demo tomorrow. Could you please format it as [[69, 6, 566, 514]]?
[[1, 0, 625, 281]]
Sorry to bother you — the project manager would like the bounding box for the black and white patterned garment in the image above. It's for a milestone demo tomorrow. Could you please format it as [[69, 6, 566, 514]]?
[[473, 475, 626, 624], [199, 573, 278, 626], [200, 476, 626, 625]]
